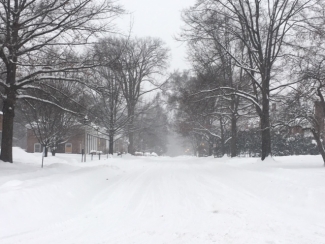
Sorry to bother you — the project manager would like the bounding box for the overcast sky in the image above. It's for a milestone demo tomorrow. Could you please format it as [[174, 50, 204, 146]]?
[[116, 0, 196, 71]]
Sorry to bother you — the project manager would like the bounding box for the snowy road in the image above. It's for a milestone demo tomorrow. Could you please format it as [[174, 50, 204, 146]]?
[[1, 150, 325, 243]]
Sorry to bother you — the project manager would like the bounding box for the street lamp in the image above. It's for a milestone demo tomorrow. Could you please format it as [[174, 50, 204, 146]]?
[[94, 125, 101, 160]]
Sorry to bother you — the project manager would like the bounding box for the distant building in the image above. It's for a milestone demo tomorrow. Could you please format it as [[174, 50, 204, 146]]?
[[26, 125, 109, 154], [289, 125, 304, 135]]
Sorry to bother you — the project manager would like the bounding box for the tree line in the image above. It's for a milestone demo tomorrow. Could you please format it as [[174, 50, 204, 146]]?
[[0, 0, 169, 163], [166, 0, 325, 164], [2, 0, 325, 164]]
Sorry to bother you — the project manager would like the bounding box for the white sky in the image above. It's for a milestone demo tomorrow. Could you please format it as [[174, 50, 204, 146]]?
[[116, 0, 196, 71]]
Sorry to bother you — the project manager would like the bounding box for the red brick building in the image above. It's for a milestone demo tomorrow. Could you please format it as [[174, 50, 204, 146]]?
[[26, 126, 109, 154]]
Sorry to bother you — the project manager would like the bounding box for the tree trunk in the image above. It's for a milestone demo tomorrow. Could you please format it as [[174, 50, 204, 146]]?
[[44, 146, 48, 157], [0, 91, 16, 163], [128, 132, 134, 155], [220, 118, 225, 156], [109, 134, 114, 154], [311, 129, 325, 166], [208, 137, 213, 156], [127, 106, 135, 155], [261, 95, 271, 160], [230, 114, 237, 157]]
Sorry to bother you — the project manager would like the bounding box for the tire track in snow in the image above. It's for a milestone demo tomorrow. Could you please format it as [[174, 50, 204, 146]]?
[[2, 157, 325, 244]]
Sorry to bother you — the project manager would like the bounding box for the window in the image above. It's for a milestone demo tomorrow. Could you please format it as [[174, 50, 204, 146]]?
[[34, 143, 41, 153], [65, 143, 72, 153]]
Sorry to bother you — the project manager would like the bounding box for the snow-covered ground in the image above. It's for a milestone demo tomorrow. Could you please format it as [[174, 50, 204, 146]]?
[[1, 148, 325, 244]]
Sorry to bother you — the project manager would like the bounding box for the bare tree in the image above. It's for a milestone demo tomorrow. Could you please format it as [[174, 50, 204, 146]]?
[[103, 37, 169, 154], [0, 0, 123, 162], [89, 66, 129, 155], [18, 77, 86, 157], [20, 102, 79, 157], [185, 17, 247, 157]]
